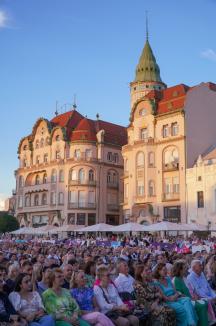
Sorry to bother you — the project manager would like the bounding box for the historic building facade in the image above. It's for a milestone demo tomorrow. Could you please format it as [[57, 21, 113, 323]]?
[[122, 36, 216, 224], [15, 110, 127, 227], [186, 147, 216, 227]]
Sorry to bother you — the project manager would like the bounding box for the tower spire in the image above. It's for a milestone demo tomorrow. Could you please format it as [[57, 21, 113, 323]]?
[[146, 10, 149, 41]]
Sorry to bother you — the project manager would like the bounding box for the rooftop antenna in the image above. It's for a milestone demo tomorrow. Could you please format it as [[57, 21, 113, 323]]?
[[55, 101, 58, 116], [146, 10, 149, 41], [73, 94, 77, 110], [96, 113, 99, 120]]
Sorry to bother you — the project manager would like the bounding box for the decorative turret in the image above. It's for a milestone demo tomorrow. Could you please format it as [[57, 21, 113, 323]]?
[[130, 19, 166, 109]]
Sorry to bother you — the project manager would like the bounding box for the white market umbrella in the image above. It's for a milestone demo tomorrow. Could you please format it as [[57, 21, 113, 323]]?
[[33, 225, 59, 234], [77, 223, 114, 232], [10, 227, 34, 235], [50, 224, 81, 233], [113, 222, 148, 232], [181, 223, 207, 232], [146, 221, 183, 232]]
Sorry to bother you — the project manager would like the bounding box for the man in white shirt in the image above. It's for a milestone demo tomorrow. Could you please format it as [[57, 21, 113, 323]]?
[[114, 260, 135, 294]]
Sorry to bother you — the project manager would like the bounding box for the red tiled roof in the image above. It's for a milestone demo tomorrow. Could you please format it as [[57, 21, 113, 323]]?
[[70, 118, 97, 142], [50, 110, 127, 146], [51, 109, 83, 128], [95, 120, 127, 146]]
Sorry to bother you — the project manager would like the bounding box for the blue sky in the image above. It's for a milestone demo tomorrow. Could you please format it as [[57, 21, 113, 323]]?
[[0, 0, 216, 207]]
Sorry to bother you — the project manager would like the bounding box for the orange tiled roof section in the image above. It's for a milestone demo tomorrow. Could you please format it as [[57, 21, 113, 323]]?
[[50, 110, 127, 147], [95, 120, 127, 146], [70, 118, 97, 142], [146, 84, 190, 115]]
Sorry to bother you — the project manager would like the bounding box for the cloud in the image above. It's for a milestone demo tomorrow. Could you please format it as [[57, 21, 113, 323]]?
[[0, 9, 8, 28], [201, 49, 216, 62]]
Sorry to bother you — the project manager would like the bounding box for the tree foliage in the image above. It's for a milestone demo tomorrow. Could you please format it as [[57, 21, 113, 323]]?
[[0, 212, 19, 233]]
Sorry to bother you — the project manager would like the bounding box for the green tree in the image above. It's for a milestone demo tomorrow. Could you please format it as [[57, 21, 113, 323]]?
[[0, 212, 19, 233]]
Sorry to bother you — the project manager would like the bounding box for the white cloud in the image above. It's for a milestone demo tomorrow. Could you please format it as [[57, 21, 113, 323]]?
[[0, 10, 8, 28], [201, 49, 216, 62]]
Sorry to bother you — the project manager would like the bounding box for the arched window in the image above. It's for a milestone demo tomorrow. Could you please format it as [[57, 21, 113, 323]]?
[[113, 172, 117, 184], [149, 180, 155, 196], [34, 194, 39, 206], [44, 153, 48, 163], [164, 147, 179, 166], [69, 169, 77, 181], [148, 152, 155, 167], [35, 155, 40, 164], [35, 175, 40, 185], [58, 192, 64, 205], [51, 169, 57, 183], [19, 176, 24, 188], [40, 138, 44, 147], [78, 169, 85, 182], [136, 152, 144, 167], [41, 193, 47, 205], [59, 170, 64, 182], [25, 196, 30, 207], [23, 158, 27, 167], [107, 172, 111, 183], [89, 169, 94, 182], [23, 145, 28, 151], [55, 135, 60, 141], [43, 173, 47, 184], [56, 150, 60, 160]]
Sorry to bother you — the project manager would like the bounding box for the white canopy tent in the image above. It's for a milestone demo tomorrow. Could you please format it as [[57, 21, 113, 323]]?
[[145, 221, 184, 232], [113, 222, 149, 232], [32, 225, 59, 234], [10, 227, 35, 235], [50, 224, 81, 233], [180, 223, 207, 232], [77, 223, 114, 232]]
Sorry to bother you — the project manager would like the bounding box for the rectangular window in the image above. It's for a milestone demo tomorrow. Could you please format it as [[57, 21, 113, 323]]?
[[77, 213, 85, 225], [78, 191, 85, 207], [88, 213, 96, 226], [140, 128, 148, 140], [50, 192, 56, 205], [85, 149, 92, 159], [197, 191, 204, 208], [69, 191, 76, 203], [107, 152, 112, 162], [74, 149, 81, 159], [44, 154, 48, 163], [173, 176, 179, 193], [68, 213, 75, 225], [137, 181, 144, 196], [171, 122, 179, 136], [164, 178, 171, 194], [163, 125, 169, 138], [164, 206, 181, 223]]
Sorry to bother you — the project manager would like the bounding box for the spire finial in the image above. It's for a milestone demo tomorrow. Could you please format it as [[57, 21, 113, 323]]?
[[55, 100, 58, 116], [73, 94, 77, 110], [146, 10, 149, 41]]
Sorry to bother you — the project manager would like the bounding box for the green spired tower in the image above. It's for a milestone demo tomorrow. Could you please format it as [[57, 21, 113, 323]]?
[[130, 17, 166, 109]]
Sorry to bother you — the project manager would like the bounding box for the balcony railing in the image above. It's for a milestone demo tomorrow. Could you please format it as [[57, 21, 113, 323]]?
[[107, 204, 119, 211], [69, 180, 96, 186], [162, 192, 180, 201], [107, 182, 119, 189], [68, 202, 96, 209], [163, 162, 179, 171]]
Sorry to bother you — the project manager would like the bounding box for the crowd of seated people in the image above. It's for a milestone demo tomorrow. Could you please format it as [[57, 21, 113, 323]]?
[[1, 237, 216, 325]]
